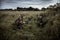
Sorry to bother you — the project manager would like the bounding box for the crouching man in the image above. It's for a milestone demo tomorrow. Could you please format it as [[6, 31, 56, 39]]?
[[15, 17, 23, 29]]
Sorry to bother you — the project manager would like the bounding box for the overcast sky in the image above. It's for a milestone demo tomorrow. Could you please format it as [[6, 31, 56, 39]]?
[[0, 0, 60, 9]]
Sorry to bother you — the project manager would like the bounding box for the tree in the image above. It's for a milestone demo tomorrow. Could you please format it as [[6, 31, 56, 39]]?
[[17, 7, 22, 11], [27, 7, 34, 11], [41, 7, 46, 11]]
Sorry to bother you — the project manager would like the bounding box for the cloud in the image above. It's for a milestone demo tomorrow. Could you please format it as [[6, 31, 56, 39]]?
[[0, 0, 60, 9], [0, 0, 53, 2], [40, 0, 52, 1], [58, 0, 60, 2]]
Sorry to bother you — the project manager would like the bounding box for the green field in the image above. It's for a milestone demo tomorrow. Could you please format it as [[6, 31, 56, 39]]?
[[0, 10, 60, 40], [0, 11, 43, 28]]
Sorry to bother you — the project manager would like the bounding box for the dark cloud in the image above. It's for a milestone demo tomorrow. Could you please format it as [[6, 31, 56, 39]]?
[[0, 0, 53, 4], [58, 0, 60, 2], [0, 0, 16, 3], [0, 0, 60, 9], [40, 0, 52, 1], [0, 0, 52, 2]]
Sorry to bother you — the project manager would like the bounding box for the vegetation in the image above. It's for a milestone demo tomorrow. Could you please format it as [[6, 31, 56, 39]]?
[[0, 7, 40, 11], [0, 3, 60, 40]]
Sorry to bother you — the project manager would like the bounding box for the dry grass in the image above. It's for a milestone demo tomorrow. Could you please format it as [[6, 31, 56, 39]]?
[[0, 10, 60, 40]]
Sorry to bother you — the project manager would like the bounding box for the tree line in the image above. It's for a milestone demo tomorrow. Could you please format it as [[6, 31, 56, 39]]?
[[0, 7, 40, 11]]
